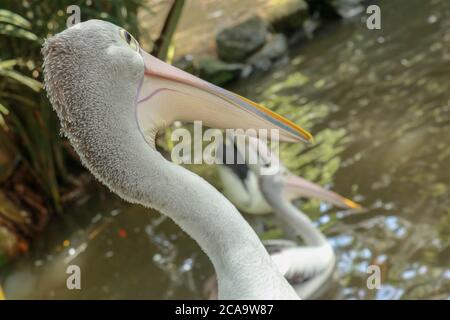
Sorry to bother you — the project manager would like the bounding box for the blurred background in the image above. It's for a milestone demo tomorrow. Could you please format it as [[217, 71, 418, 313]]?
[[0, 0, 449, 299]]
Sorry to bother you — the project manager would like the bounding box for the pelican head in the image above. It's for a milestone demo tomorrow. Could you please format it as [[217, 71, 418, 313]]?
[[217, 134, 360, 214], [43, 20, 143, 134]]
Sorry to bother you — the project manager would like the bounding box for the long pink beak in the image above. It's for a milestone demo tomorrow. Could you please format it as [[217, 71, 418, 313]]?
[[283, 175, 361, 209], [136, 50, 313, 146]]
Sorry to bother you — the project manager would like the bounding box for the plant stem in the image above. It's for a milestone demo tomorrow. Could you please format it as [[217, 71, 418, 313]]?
[[152, 0, 185, 61]]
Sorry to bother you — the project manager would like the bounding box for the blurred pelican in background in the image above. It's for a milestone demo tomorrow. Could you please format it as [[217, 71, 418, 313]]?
[[217, 134, 360, 215], [205, 135, 360, 299]]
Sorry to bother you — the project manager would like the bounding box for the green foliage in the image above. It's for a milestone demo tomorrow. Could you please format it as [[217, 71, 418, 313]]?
[[0, 9, 38, 40], [0, 1, 148, 213]]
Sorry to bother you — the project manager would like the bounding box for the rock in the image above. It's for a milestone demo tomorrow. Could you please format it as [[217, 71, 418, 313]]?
[[333, 0, 365, 19], [285, 18, 321, 46], [173, 55, 196, 75], [216, 16, 268, 63], [306, 0, 364, 20], [246, 34, 288, 74], [265, 0, 309, 34], [173, 55, 244, 86], [306, 0, 341, 19], [197, 58, 243, 86]]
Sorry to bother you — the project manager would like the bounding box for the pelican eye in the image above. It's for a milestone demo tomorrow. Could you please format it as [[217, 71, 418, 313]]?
[[119, 28, 139, 52]]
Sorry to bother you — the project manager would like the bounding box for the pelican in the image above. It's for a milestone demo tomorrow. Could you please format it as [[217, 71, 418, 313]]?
[[42, 20, 315, 299], [217, 135, 360, 215], [204, 135, 360, 299], [259, 165, 337, 300]]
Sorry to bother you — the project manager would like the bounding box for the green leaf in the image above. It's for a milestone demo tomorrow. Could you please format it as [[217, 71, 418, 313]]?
[[0, 23, 39, 42], [0, 69, 42, 92], [0, 102, 8, 129], [0, 9, 31, 29], [0, 115, 6, 129], [0, 102, 9, 115], [0, 59, 18, 70]]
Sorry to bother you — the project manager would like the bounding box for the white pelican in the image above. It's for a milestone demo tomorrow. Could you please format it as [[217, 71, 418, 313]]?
[[260, 169, 337, 300], [217, 135, 360, 215], [204, 135, 360, 299], [42, 20, 314, 299]]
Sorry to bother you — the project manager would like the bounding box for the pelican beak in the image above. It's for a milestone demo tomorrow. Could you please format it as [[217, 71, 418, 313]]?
[[283, 174, 361, 210], [137, 50, 312, 144]]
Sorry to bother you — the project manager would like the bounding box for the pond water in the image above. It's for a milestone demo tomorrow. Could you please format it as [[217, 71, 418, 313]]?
[[2, 0, 449, 299]]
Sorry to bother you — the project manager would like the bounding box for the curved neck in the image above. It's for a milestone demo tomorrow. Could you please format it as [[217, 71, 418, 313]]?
[[125, 146, 298, 299], [51, 58, 298, 298], [70, 95, 297, 299], [282, 202, 328, 247], [262, 186, 328, 247]]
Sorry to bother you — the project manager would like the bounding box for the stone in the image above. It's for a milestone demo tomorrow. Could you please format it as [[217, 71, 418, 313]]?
[[216, 16, 268, 63], [197, 58, 243, 86], [265, 0, 309, 34], [173, 55, 196, 75], [333, 0, 365, 19], [306, 0, 341, 19], [306, 0, 365, 20], [246, 33, 288, 74]]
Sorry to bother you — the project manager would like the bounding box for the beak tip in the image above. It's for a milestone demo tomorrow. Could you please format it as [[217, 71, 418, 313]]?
[[301, 127, 314, 144], [293, 129, 313, 144], [306, 134, 314, 144], [342, 198, 362, 210]]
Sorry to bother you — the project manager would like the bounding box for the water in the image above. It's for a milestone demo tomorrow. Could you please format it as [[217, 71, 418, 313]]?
[[2, 0, 449, 299]]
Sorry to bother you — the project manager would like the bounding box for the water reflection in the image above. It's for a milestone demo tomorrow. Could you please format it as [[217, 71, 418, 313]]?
[[2, 0, 449, 299], [234, 0, 450, 299], [2, 193, 212, 299]]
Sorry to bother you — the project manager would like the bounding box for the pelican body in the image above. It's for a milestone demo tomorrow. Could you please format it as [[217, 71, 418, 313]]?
[[260, 174, 336, 299], [42, 20, 315, 299]]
